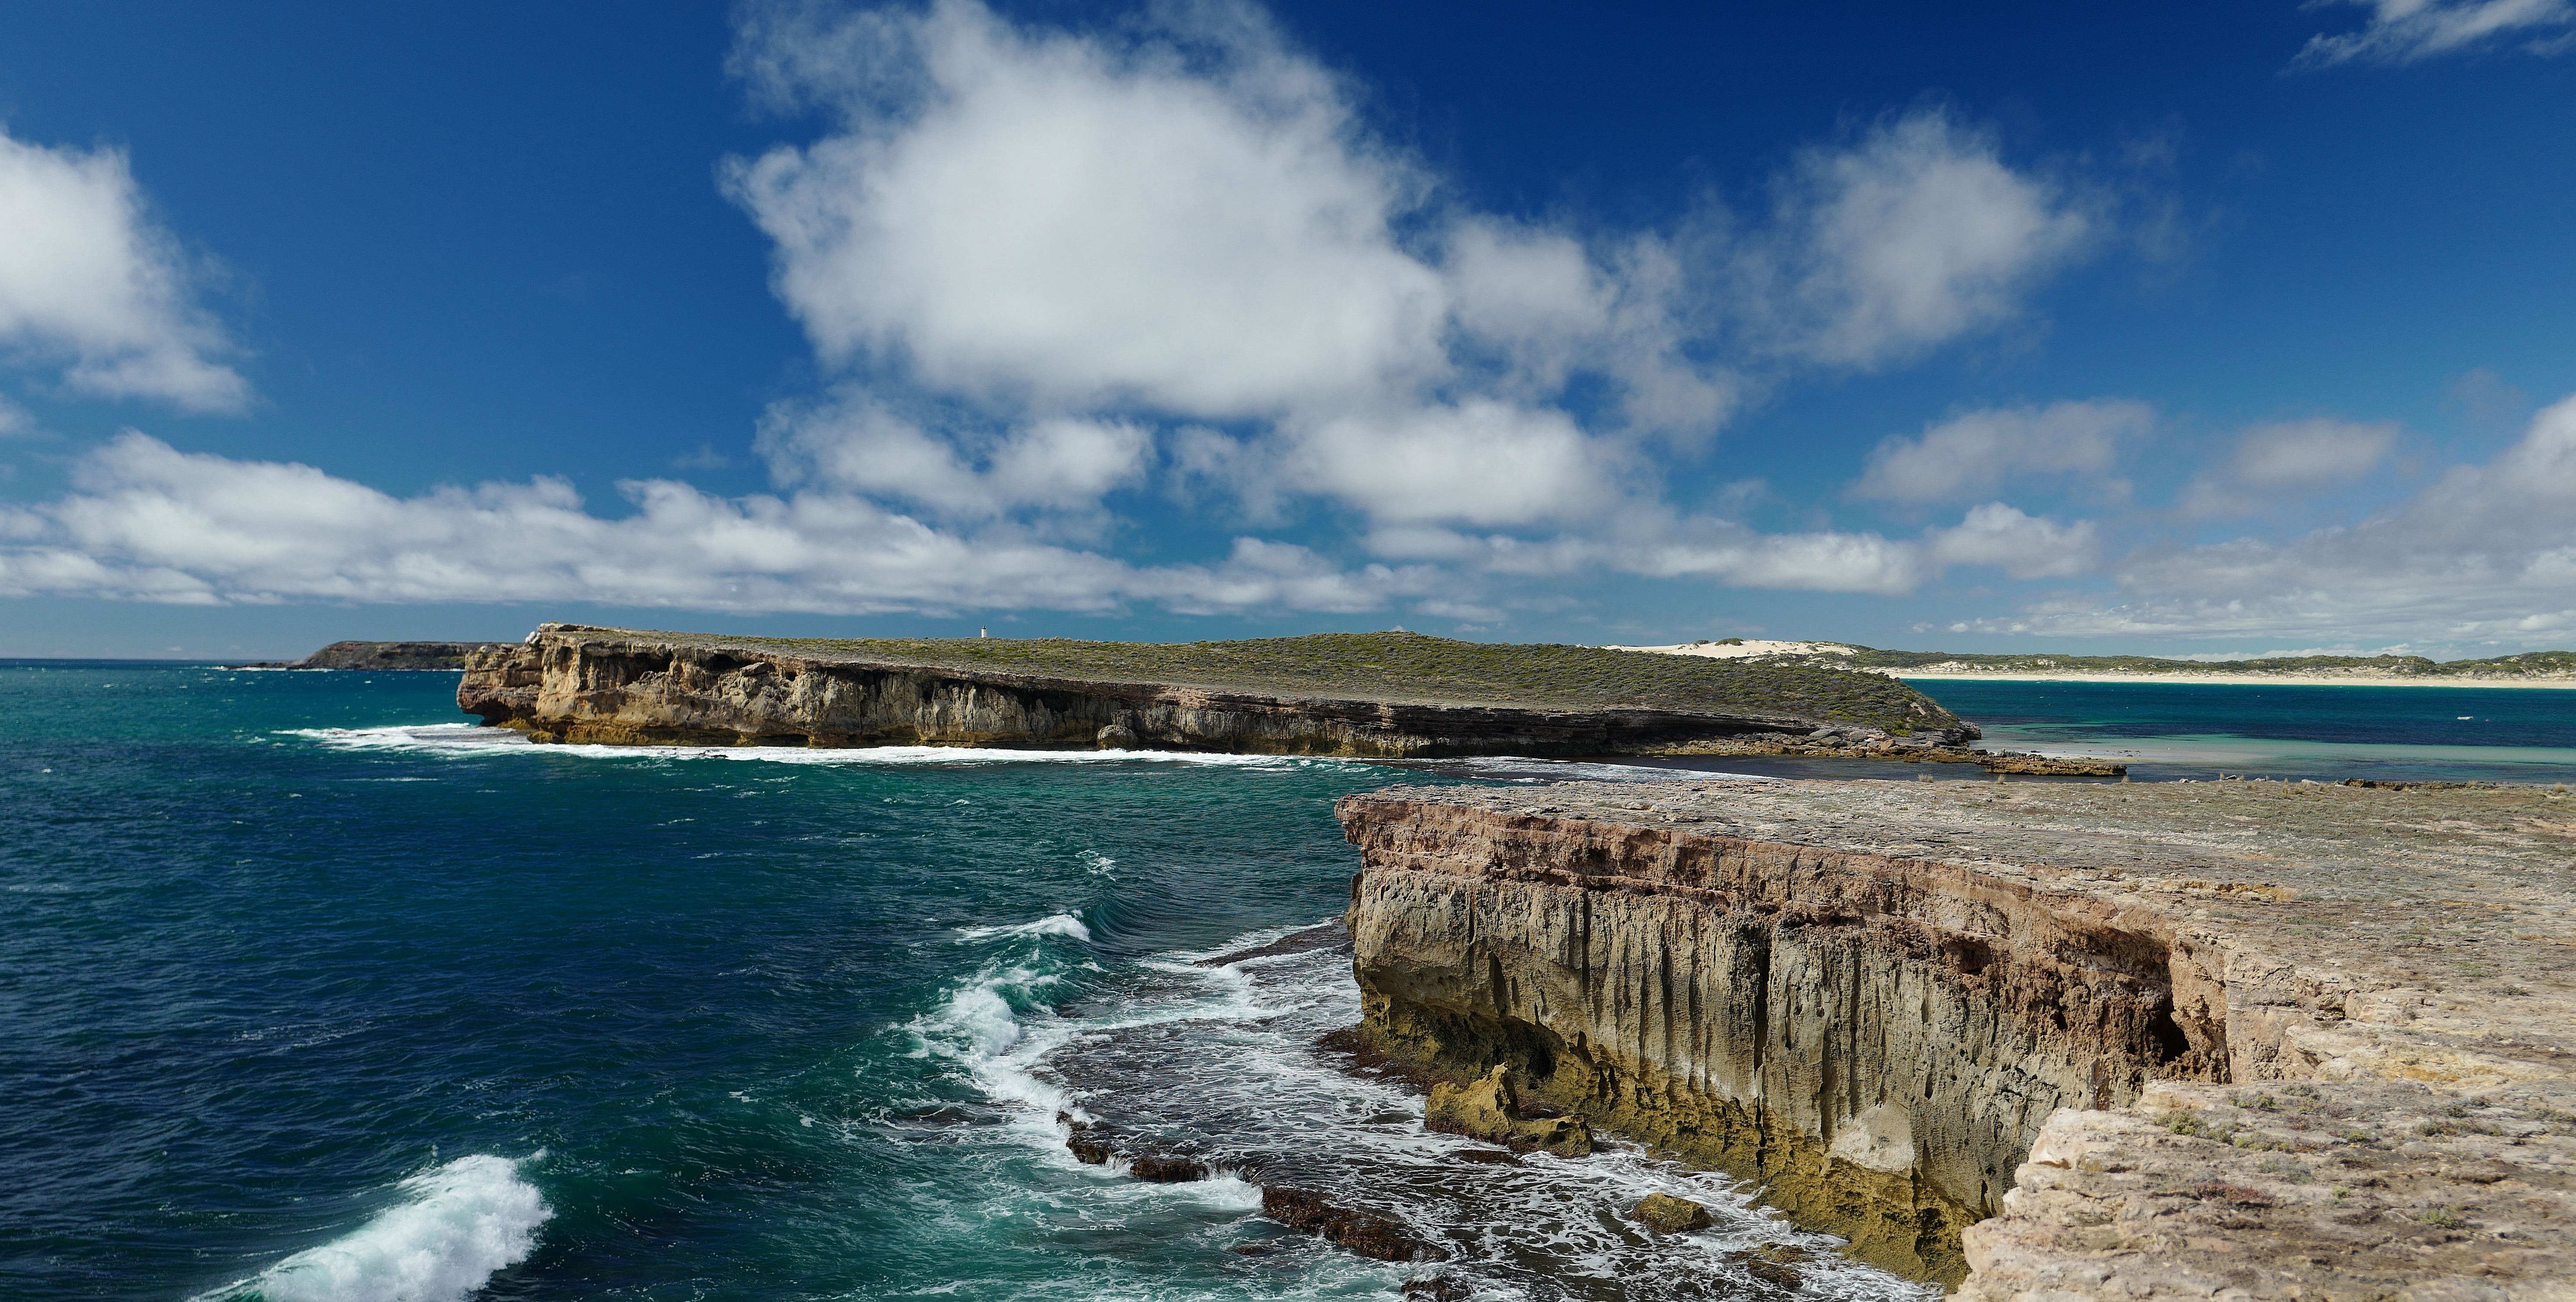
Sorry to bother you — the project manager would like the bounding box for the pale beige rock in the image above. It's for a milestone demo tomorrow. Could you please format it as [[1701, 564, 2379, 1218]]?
[[1340, 777, 2576, 1296]]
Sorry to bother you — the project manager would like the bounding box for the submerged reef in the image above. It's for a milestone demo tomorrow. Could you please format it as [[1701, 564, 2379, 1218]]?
[[457, 623, 1978, 758], [1340, 777, 2576, 1295]]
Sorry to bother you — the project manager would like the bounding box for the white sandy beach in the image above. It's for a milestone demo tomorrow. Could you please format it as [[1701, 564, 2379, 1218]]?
[[1602, 640, 2576, 689], [1881, 670, 2576, 689]]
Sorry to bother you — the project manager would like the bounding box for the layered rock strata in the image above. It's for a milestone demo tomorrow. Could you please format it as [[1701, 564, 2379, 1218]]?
[[1340, 777, 2576, 1296], [458, 625, 1968, 758]]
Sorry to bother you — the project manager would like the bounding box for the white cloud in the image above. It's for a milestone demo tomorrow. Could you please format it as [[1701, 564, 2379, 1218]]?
[[2177, 417, 2397, 518], [1849, 398, 2151, 503], [1923, 501, 2098, 578], [756, 389, 1153, 521], [724, 0, 1448, 419], [1741, 111, 2095, 369], [0, 2, 2130, 623], [2295, 0, 2576, 68], [722, 3, 2088, 537], [1282, 401, 1627, 528], [0, 129, 248, 411], [1974, 392, 2576, 640], [0, 432, 1435, 615]]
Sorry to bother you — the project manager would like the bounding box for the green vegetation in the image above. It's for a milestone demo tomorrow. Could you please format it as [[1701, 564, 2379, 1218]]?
[[1764, 644, 2576, 680], [584, 627, 1958, 732]]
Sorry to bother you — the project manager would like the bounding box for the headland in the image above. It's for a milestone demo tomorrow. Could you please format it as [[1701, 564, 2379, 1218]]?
[[229, 640, 517, 671], [454, 623, 1981, 759], [1340, 775, 2576, 1296]]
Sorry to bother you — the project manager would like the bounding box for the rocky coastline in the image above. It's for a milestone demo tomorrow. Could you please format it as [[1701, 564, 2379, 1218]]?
[[1338, 777, 2576, 1296], [455, 623, 1983, 759]]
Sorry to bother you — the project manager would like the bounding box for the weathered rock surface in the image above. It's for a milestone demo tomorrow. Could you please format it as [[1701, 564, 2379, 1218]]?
[[459, 625, 1957, 758], [1424, 1064, 1593, 1156], [1340, 777, 2576, 1295], [1979, 754, 2127, 777], [1633, 1191, 1715, 1233], [1260, 1187, 1449, 1261]]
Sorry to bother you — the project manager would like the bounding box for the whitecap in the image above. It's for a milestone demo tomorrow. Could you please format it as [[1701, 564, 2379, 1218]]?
[[952, 913, 1092, 944], [281, 724, 1387, 771], [192, 1153, 550, 1302]]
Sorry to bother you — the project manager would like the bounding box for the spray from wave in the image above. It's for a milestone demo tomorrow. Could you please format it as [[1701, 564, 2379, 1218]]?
[[193, 1154, 550, 1302]]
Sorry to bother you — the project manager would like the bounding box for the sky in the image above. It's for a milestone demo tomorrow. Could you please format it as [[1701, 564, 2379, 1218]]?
[[0, 0, 2571, 660]]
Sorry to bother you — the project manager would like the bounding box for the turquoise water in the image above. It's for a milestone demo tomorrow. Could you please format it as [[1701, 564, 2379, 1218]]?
[[2, 665, 1919, 1302], [1904, 678, 2576, 784]]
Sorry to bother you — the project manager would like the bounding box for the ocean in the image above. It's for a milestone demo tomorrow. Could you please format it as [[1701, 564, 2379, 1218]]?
[[0, 664, 1922, 1302], [7, 665, 2568, 1302], [1909, 677, 2576, 785]]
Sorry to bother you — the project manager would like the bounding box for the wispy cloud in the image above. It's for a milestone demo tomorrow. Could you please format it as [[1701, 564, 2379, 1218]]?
[[1849, 399, 2151, 504], [0, 129, 249, 411], [1959, 392, 2576, 641], [2295, 0, 2576, 68], [2176, 417, 2397, 518]]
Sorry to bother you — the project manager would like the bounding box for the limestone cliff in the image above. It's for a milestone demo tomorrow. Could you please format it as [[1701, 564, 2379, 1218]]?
[[458, 624, 1971, 757], [1341, 779, 2576, 1296]]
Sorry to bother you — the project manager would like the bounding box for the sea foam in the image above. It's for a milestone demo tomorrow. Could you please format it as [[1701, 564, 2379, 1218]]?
[[194, 1154, 550, 1302], [284, 724, 1366, 771], [953, 912, 1092, 943]]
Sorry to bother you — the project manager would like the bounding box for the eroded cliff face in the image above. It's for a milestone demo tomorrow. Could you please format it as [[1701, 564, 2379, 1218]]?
[[457, 627, 1855, 758], [1340, 780, 2576, 1296], [1343, 794, 2217, 1282]]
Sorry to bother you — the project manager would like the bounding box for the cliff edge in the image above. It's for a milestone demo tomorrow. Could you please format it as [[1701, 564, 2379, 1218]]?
[[1340, 777, 2576, 1295], [457, 623, 1976, 758]]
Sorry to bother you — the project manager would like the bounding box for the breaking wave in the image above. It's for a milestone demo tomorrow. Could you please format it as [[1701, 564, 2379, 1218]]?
[[193, 1153, 550, 1302]]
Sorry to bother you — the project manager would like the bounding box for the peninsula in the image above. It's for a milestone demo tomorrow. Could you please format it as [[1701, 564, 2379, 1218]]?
[[456, 623, 1976, 758], [229, 640, 517, 671], [1611, 639, 2576, 688], [1342, 776, 2576, 1296]]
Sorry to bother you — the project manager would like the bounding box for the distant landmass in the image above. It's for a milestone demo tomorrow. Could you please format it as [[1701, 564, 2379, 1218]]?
[[228, 640, 519, 671], [1608, 638, 2576, 686]]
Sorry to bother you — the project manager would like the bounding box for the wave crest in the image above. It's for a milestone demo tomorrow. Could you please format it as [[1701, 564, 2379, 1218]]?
[[195, 1153, 550, 1302]]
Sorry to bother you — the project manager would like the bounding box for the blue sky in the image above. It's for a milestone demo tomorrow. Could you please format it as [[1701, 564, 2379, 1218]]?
[[1, 0, 2571, 659]]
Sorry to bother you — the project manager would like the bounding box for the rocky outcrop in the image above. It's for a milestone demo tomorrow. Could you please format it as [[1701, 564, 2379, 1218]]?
[[1978, 754, 2127, 777], [458, 625, 1968, 758], [1340, 779, 2576, 1295], [1424, 1066, 1592, 1155], [1632, 1192, 1714, 1233]]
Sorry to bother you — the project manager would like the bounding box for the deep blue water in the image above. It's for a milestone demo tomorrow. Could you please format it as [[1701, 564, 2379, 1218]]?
[[3, 666, 1918, 1302], [1904, 678, 2576, 784]]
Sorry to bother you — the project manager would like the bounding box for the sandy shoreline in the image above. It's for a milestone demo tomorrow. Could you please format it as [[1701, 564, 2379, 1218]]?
[[1884, 669, 2576, 689]]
